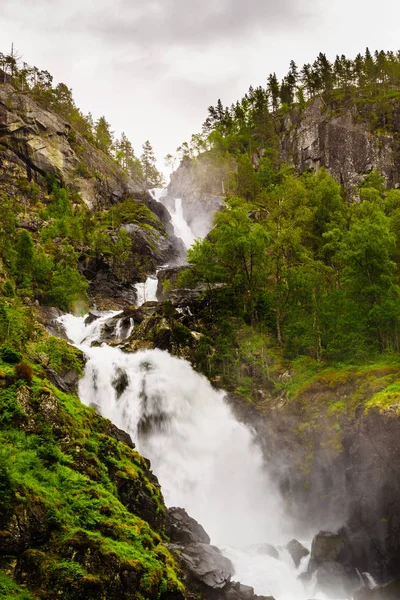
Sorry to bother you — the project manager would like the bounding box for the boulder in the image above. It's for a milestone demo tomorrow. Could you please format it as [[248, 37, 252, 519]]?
[[250, 543, 279, 559], [315, 561, 362, 599], [34, 306, 68, 339], [354, 580, 400, 599], [180, 543, 233, 588], [45, 367, 80, 394], [84, 311, 102, 326], [166, 507, 210, 545], [307, 531, 361, 598], [285, 538, 310, 568], [224, 581, 276, 600], [309, 531, 351, 569]]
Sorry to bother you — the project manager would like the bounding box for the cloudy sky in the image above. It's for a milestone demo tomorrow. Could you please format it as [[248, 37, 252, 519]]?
[[2, 0, 400, 174]]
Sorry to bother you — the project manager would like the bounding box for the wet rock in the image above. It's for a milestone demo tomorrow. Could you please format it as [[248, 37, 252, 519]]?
[[309, 531, 351, 569], [354, 580, 400, 599], [45, 367, 80, 394], [111, 367, 129, 398], [101, 421, 135, 449], [180, 543, 233, 589], [308, 531, 361, 599], [166, 507, 210, 545], [34, 306, 67, 339], [224, 582, 276, 600], [314, 561, 362, 599], [285, 538, 310, 567], [250, 543, 279, 559], [84, 311, 102, 326]]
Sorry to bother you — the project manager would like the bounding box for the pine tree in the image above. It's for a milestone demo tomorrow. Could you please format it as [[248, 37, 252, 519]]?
[[94, 116, 114, 155], [140, 141, 165, 188], [267, 73, 280, 110]]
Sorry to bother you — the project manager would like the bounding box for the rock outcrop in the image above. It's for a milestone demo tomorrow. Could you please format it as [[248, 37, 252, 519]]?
[[285, 539, 310, 568], [280, 98, 400, 195], [0, 82, 144, 210], [306, 531, 362, 599], [166, 506, 275, 600], [167, 156, 226, 237]]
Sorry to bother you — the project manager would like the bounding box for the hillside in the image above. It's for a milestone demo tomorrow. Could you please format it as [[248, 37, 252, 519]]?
[[2, 45, 400, 600]]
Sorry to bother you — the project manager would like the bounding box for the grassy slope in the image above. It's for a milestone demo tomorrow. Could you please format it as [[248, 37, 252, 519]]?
[[0, 316, 183, 600]]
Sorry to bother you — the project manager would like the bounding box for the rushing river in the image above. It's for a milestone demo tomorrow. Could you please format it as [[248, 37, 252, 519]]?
[[58, 190, 356, 600]]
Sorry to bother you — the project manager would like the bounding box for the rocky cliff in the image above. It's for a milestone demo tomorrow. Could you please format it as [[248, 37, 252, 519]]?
[[280, 97, 400, 195], [0, 81, 184, 308], [169, 95, 400, 215], [0, 82, 145, 210]]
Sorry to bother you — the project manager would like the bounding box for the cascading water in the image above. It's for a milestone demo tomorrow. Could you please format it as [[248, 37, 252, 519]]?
[[58, 188, 355, 600], [59, 312, 350, 600], [168, 197, 196, 248], [134, 275, 158, 306]]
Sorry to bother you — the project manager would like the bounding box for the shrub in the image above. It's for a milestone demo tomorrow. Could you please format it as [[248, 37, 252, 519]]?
[[0, 346, 23, 364], [14, 362, 33, 384], [2, 280, 15, 297]]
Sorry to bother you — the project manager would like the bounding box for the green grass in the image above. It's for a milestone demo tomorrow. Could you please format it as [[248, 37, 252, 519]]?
[[0, 348, 182, 599], [0, 572, 34, 599]]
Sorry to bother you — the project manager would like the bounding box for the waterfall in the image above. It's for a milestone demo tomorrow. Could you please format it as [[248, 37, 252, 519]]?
[[134, 275, 158, 306], [58, 190, 353, 600], [59, 313, 348, 600], [168, 197, 196, 249]]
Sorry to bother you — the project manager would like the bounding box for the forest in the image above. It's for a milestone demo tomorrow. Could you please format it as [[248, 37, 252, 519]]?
[[175, 48, 400, 364]]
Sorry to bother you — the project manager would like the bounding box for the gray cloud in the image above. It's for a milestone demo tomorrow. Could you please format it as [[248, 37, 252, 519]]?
[[79, 0, 314, 49]]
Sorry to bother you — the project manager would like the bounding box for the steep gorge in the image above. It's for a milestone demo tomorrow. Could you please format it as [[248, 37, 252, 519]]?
[[2, 61, 400, 600]]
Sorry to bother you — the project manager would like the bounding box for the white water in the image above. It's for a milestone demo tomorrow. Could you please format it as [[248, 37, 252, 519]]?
[[168, 197, 196, 248], [151, 187, 196, 249], [59, 312, 352, 600], [134, 275, 158, 306], [58, 190, 354, 600]]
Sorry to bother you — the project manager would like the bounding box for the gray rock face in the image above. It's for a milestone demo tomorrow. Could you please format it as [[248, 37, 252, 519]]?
[[180, 543, 233, 589], [307, 531, 362, 599], [354, 580, 400, 599], [0, 83, 144, 210], [166, 507, 211, 545], [280, 98, 400, 195], [285, 539, 310, 568], [34, 306, 67, 339]]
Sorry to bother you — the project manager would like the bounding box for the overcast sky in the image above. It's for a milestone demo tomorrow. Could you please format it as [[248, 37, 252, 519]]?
[[2, 0, 400, 174]]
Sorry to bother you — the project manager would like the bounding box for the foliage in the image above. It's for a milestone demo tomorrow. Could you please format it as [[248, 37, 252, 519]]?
[[185, 169, 400, 362], [1, 46, 163, 186]]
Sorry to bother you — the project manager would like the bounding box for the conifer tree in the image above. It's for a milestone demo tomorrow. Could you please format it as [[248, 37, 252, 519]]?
[[140, 141, 165, 188]]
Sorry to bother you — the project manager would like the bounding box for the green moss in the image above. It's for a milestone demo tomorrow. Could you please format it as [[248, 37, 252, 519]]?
[[365, 381, 400, 413], [0, 572, 34, 599], [0, 343, 182, 599]]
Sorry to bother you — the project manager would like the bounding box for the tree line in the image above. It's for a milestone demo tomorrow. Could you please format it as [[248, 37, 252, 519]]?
[[0, 46, 164, 188], [173, 47, 400, 163], [182, 167, 400, 362]]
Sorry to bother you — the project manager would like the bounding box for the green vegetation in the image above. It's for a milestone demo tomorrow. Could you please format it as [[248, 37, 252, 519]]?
[[184, 169, 400, 365], [0, 179, 166, 314], [0, 329, 183, 599], [0, 46, 164, 188]]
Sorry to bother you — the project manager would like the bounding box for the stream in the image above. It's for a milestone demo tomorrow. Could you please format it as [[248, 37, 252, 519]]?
[[58, 190, 359, 600]]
